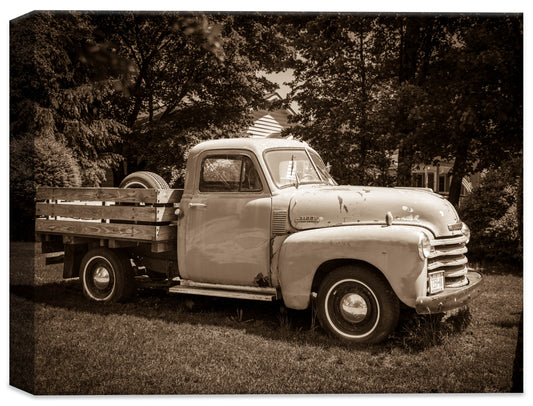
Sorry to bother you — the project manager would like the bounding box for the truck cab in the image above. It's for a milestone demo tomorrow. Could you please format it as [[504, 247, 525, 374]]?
[[174, 137, 482, 342]]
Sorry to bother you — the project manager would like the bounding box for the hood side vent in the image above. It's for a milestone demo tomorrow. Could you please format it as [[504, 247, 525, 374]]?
[[272, 210, 289, 235]]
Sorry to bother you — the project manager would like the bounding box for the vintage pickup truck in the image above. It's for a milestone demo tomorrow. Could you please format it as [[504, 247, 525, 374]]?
[[36, 137, 482, 344]]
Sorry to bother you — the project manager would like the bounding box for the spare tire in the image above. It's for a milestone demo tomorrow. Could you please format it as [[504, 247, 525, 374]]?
[[119, 171, 169, 189]]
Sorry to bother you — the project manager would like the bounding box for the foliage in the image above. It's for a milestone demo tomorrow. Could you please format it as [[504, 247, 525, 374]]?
[[10, 11, 292, 241], [285, 16, 399, 186], [10, 135, 82, 240], [283, 14, 522, 208], [419, 16, 522, 205], [11, 11, 287, 187], [93, 12, 290, 183], [9, 12, 522, 242], [10, 12, 129, 186], [459, 158, 522, 264], [33, 137, 82, 187]]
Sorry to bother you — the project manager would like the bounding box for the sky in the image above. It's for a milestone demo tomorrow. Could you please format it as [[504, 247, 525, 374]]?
[[266, 70, 294, 98]]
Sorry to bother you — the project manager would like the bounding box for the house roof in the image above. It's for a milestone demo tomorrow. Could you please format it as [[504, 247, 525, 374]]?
[[247, 92, 295, 137], [247, 113, 286, 137]]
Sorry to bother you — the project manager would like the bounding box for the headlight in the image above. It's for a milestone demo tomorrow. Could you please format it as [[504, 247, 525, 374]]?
[[462, 222, 470, 244], [418, 233, 432, 260]]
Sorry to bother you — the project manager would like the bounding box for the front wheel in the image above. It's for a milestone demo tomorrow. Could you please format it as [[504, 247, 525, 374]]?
[[80, 248, 135, 302], [317, 265, 400, 344]]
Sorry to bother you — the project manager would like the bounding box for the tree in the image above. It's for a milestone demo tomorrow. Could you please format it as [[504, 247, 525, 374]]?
[[437, 16, 522, 205], [459, 158, 522, 263], [93, 12, 291, 184], [389, 15, 522, 206], [284, 14, 522, 209], [285, 15, 399, 185], [10, 11, 129, 186], [10, 135, 82, 240], [394, 15, 451, 186]]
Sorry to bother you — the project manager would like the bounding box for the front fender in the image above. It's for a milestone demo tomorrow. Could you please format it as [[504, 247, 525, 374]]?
[[278, 225, 428, 309]]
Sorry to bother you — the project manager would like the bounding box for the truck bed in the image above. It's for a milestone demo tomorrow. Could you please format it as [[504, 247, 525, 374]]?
[[35, 187, 183, 252]]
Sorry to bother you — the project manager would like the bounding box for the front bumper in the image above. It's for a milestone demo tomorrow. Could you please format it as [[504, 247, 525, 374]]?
[[415, 271, 483, 314]]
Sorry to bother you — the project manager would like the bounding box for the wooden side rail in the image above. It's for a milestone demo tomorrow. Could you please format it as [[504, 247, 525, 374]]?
[[35, 219, 176, 242], [36, 187, 183, 204], [35, 187, 183, 252], [36, 203, 176, 223]]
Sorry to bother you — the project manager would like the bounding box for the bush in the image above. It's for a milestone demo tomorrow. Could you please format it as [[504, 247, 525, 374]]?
[[10, 135, 81, 241], [459, 161, 522, 264]]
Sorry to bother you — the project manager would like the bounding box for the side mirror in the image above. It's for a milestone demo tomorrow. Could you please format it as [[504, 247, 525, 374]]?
[[326, 163, 332, 174]]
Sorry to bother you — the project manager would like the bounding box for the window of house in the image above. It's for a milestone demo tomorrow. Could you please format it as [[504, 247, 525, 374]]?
[[438, 174, 447, 192], [199, 155, 263, 192], [427, 173, 435, 191], [413, 173, 424, 188]]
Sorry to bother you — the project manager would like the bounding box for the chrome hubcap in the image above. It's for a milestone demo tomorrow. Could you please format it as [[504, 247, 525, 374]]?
[[340, 293, 368, 323], [93, 266, 110, 290]]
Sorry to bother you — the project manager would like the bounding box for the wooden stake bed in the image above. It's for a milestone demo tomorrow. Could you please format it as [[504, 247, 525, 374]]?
[[35, 187, 183, 252]]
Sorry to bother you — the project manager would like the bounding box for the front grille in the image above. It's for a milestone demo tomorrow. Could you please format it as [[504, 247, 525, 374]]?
[[428, 234, 469, 290]]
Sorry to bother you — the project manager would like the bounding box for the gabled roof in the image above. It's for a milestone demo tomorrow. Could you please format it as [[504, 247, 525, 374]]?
[[247, 92, 295, 138], [247, 114, 285, 137]]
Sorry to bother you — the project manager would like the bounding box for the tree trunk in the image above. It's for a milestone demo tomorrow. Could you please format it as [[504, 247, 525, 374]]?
[[396, 142, 413, 186], [399, 17, 421, 84], [128, 94, 144, 128], [358, 26, 369, 185], [396, 17, 421, 187], [148, 86, 154, 123], [448, 140, 470, 207]]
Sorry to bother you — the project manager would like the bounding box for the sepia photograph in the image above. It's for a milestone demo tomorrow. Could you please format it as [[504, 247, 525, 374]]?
[[8, 4, 524, 397]]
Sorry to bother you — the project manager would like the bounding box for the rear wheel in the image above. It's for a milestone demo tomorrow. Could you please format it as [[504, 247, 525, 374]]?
[[80, 248, 134, 302], [119, 171, 169, 189], [317, 265, 399, 344]]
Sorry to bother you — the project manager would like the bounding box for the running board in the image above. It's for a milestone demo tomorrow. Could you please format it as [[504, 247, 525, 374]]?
[[168, 280, 279, 302]]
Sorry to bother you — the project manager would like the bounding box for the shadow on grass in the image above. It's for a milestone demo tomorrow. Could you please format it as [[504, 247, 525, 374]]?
[[10, 280, 471, 353], [492, 316, 522, 329], [469, 261, 522, 276], [390, 307, 473, 353]]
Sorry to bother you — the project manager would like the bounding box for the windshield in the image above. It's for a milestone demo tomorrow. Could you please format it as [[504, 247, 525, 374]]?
[[308, 150, 337, 186], [264, 149, 336, 188]]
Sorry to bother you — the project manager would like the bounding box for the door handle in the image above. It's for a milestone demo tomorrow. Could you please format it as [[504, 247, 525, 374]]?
[[189, 202, 207, 208]]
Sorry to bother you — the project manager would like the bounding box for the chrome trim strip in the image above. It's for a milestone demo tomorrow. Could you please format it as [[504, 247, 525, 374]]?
[[444, 265, 469, 278], [431, 234, 468, 246], [447, 222, 463, 231], [427, 256, 468, 271], [428, 245, 467, 258], [445, 275, 469, 288]]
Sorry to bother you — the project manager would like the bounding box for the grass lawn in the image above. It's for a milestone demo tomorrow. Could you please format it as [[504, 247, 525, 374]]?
[[9, 242, 523, 394]]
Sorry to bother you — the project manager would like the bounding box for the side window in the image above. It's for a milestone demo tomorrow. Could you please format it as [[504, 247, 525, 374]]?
[[199, 155, 263, 193]]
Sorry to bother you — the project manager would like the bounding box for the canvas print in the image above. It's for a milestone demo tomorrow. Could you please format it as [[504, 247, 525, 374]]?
[[9, 11, 522, 394]]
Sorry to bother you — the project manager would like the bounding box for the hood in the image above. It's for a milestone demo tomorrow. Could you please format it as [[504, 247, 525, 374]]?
[[288, 185, 461, 237]]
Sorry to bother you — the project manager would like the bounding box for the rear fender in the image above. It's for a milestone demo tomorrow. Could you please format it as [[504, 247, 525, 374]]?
[[278, 225, 428, 309]]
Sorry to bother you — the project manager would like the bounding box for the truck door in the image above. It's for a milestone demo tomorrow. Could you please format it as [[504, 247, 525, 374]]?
[[179, 150, 272, 286]]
